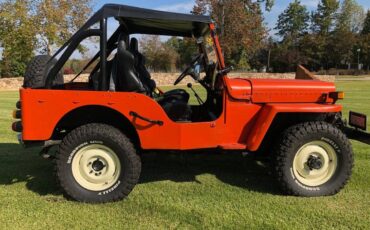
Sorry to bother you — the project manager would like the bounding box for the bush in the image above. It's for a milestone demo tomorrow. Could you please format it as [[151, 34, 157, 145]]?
[[63, 68, 74, 75], [0, 61, 27, 78]]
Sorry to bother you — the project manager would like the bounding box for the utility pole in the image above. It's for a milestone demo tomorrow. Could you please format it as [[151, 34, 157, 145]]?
[[357, 48, 361, 71], [219, 0, 225, 37], [267, 49, 271, 72]]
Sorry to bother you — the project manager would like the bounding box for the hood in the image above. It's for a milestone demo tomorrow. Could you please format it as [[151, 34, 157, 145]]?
[[226, 78, 336, 103]]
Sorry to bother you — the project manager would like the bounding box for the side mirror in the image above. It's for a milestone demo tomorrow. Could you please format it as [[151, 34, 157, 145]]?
[[193, 64, 201, 80]]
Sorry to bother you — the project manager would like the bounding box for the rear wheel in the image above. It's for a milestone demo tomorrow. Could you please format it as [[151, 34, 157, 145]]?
[[56, 123, 141, 203], [274, 121, 353, 196]]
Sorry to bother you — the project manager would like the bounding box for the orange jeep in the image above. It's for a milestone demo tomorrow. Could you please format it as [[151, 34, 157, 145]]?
[[12, 4, 370, 203]]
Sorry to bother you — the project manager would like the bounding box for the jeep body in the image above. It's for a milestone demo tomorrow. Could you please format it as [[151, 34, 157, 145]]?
[[11, 4, 369, 202]]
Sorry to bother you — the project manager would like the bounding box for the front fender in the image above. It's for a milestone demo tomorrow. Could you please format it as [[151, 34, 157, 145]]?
[[246, 103, 342, 151]]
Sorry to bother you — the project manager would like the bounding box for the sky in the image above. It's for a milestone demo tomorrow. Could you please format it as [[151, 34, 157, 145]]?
[[93, 0, 370, 34]]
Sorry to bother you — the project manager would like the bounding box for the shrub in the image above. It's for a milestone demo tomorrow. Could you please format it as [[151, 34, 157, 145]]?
[[63, 68, 74, 75]]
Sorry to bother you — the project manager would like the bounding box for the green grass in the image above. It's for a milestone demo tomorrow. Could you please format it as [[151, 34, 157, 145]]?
[[336, 81, 370, 130], [0, 82, 369, 229]]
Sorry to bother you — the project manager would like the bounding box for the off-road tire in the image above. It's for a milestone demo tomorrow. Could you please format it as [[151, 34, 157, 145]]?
[[273, 121, 353, 196], [56, 123, 141, 203], [23, 55, 63, 88]]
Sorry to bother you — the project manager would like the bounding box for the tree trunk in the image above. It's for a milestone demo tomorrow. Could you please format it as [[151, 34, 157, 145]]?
[[47, 43, 52, 56]]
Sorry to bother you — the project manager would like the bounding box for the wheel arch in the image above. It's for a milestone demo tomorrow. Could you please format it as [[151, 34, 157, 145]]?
[[52, 105, 141, 148], [246, 103, 342, 152]]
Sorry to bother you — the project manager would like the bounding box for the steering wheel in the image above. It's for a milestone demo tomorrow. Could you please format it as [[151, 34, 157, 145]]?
[[174, 54, 203, 85]]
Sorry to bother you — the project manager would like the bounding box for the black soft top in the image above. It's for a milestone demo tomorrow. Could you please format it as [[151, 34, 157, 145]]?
[[81, 4, 212, 37]]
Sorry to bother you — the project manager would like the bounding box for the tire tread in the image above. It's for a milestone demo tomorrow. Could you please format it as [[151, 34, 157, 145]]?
[[56, 123, 141, 203], [273, 121, 353, 196]]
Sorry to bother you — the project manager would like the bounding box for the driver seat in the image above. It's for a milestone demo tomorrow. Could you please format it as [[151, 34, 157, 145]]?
[[129, 38, 189, 102], [107, 37, 191, 121]]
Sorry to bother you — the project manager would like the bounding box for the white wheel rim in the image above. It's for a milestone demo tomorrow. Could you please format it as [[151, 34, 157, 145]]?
[[292, 141, 338, 187], [71, 144, 121, 191]]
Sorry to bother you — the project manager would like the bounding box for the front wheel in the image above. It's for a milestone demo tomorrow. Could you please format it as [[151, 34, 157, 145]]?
[[56, 123, 141, 203], [273, 121, 353, 196]]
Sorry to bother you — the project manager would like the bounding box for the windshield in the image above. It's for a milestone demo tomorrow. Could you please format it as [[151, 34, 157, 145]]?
[[204, 35, 218, 65], [199, 34, 219, 89]]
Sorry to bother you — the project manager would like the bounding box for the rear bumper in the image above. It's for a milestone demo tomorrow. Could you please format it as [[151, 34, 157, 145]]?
[[17, 133, 61, 148]]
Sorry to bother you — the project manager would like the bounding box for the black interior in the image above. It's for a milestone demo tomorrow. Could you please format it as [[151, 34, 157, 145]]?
[[97, 35, 192, 122], [85, 31, 225, 123], [129, 38, 156, 95], [112, 37, 147, 93]]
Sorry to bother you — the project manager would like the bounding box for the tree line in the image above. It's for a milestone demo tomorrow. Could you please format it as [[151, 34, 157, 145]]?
[[140, 0, 370, 74], [0, 0, 92, 77], [270, 0, 370, 73], [1, 0, 369, 77], [140, 0, 274, 72]]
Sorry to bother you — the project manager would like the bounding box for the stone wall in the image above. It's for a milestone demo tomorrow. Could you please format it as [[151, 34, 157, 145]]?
[[150, 72, 335, 85], [0, 72, 335, 90]]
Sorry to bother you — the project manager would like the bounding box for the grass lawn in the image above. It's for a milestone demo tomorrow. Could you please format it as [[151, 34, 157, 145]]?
[[0, 81, 369, 229]]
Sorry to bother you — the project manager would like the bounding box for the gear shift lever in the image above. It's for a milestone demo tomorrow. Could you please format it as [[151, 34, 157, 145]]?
[[187, 83, 204, 105]]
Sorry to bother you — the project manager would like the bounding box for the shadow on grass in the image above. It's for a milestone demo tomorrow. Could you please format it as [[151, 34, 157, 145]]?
[[140, 151, 281, 195], [0, 144, 281, 197], [0, 143, 61, 196]]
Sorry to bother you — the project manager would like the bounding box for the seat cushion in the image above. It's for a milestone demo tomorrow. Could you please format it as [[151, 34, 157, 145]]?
[[163, 89, 190, 103], [158, 95, 192, 121]]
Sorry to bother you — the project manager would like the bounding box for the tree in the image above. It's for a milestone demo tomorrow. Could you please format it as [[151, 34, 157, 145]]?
[[0, 0, 92, 77], [312, 0, 340, 35], [327, 30, 357, 69], [140, 36, 179, 72], [271, 0, 309, 72], [299, 33, 326, 70], [362, 10, 370, 35], [336, 0, 365, 33], [324, 0, 364, 71], [166, 37, 198, 69], [275, 0, 310, 42], [193, 0, 272, 68], [357, 34, 370, 71], [358, 11, 370, 71], [36, 0, 93, 55], [0, 0, 38, 77], [308, 0, 340, 70]]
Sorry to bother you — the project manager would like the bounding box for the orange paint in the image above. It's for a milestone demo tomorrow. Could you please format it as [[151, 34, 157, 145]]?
[[19, 76, 341, 151]]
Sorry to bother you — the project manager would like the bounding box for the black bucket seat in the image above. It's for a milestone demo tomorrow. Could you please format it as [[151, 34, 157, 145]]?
[[129, 38, 190, 102], [111, 38, 147, 93], [109, 37, 192, 121]]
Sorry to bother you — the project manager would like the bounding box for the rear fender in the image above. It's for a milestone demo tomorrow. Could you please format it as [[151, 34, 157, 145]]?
[[246, 103, 342, 151]]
